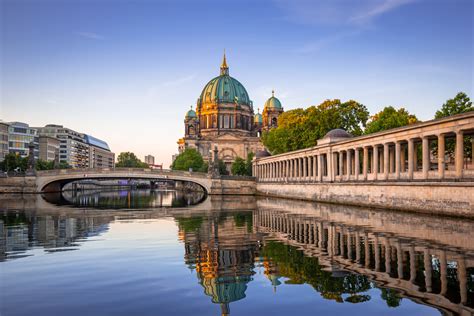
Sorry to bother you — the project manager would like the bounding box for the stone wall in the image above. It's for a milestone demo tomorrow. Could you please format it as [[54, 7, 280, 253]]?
[[256, 182, 474, 218], [210, 178, 256, 195], [0, 177, 37, 194]]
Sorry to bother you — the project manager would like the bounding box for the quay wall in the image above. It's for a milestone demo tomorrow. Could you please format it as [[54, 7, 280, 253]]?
[[256, 181, 474, 218], [0, 177, 37, 194]]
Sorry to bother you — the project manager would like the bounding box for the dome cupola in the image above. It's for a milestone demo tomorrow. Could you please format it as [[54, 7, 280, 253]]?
[[254, 109, 262, 124], [185, 106, 197, 119], [263, 90, 282, 110]]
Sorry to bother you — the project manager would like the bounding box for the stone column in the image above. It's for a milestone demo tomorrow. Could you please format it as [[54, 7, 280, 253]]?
[[422, 136, 430, 179], [396, 242, 403, 278], [401, 144, 406, 172], [355, 232, 361, 263], [373, 145, 379, 180], [413, 142, 418, 172], [395, 141, 401, 179], [385, 239, 391, 274], [456, 130, 464, 178], [346, 149, 352, 180], [389, 145, 395, 173], [458, 257, 467, 304], [408, 139, 414, 180], [313, 155, 318, 182], [318, 155, 323, 182], [424, 249, 432, 292], [440, 250, 447, 296], [354, 148, 360, 180], [347, 232, 352, 259], [374, 236, 380, 271], [384, 143, 389, 180], [409, 246, 416, 283], [339, 151, 344, 179], [438, 134, 445, 179], [364, 233, 370, 267], [363, 147, 368, 180]]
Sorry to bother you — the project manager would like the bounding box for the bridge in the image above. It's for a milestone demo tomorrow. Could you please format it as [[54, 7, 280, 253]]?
[[2, 168, 256, 196], [253, 112, 474, 217]]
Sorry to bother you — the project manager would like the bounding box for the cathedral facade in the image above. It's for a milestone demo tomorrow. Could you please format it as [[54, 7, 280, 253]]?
[[177, 54, 284, 172]]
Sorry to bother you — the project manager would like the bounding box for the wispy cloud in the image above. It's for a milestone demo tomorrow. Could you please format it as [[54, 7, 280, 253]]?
[[294, 30, 360, 54], [275, 0, 417, 26], [76, 32, 104, 40], [349, 0, 417, 24]]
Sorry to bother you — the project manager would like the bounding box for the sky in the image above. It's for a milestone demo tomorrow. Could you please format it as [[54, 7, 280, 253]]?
[[1, 0, 473, 167]]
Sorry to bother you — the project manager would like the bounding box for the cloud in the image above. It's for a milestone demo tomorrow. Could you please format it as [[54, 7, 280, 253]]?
[[275, 0, 417, 26], [76, 32, 105, 40], [294, 31, 360, 53]]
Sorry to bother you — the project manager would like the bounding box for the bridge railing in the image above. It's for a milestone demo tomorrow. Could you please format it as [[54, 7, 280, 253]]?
[[36, 168, 210, 178]]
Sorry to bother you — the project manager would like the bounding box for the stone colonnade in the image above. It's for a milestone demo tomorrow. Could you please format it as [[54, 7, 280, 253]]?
[[253, 112, 474, 182], [254, 209, 472, 310]]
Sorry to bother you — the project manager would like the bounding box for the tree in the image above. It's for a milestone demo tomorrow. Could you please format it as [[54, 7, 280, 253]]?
[[171, 148, 206, 172], [217, 159, 228, 175], [35, 159, 54, 170], [433, 92, 473, 159], [231, 157, 247, 175], [262, 99, 369, 154], [245, 152, 255, 176], [0, 153, 27, 172], [364, 106, 418, 134], [116, 152, 148, 168], [435, 92, 473, 119]]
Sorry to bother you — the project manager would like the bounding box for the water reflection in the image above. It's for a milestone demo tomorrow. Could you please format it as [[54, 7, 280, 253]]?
[[0, 194, 473, 315], [43, 189, 206, 208]]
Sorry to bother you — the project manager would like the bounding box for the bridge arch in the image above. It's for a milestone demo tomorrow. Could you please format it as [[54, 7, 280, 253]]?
[[36, 169, 212, 194]]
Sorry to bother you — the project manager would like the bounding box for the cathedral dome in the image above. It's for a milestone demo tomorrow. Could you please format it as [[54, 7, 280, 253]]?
[[185, 107, 197, 118], [198, 54, 251, 107], [264, 91, 282, 110]]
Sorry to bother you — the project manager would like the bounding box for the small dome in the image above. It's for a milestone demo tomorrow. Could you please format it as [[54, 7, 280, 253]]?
[[264, 91, 282, 110], [185, 108, 197, 118], [323, 129, 352, 139], [256, 149, 271, 158], [254, 113, 262, 124]]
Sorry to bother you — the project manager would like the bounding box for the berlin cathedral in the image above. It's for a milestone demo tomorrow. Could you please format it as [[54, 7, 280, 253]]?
[[177, 54, 284, 171]]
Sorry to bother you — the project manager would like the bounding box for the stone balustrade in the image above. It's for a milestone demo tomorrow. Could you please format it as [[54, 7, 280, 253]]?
[[253, 112, 474, 182]]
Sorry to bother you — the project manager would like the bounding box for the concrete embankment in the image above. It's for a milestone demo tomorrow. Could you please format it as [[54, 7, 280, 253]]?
[[0, 177, 37, 194], [256, 181, 474, 218]]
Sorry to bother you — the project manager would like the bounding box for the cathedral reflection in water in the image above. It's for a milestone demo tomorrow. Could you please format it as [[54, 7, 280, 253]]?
[[1, 195, 473, 315]]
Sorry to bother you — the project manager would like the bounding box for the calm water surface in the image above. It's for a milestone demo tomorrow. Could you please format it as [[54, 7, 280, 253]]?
[[1, 189, 473, 316]]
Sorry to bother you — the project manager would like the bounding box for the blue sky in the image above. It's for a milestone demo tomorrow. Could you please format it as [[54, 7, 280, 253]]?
[[1, 0, 472, 166]]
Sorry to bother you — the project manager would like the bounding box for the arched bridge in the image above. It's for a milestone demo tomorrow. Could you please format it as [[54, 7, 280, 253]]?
[[36, 168, 256, 195]]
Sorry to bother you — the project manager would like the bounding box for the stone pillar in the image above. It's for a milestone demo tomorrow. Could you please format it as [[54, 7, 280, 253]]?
[[339, 151, 344, 179], [346, 149, 352, 180], [438, 134, 445, 179], [355, 232, 361, 263], [422, 136, 430, 179], [424, 249, 432, 292], [374, 236, 380, 271], [409, 246, 416, 283], [396, 242, 403, 278], [384, 143, 389, 180], [354, 148, 360, 180], [408, 139, 414, 180], [318, 155, 323, 182], [395, 142, 401, 179], [363, 147, 368, 180], [401, 144, 406, 172], [373, 145, 379, 180], [389, 145, 395, 173], [313, 156, 318, 182], [413, 142, 418, 172], [385, 239, 391, 274], [455, 130, 464, 178], [458, 257, 467, 304], [440, 250, 447, 296], [347, 232, 352, 259]]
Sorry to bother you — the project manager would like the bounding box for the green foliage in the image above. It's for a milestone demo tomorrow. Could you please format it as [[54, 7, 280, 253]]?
[[35, 159, 54, 170], [435, 92, 473, 119], [0, 153, 28, 171], [231, 157, 247, 175], [176, 216, 203, 232], [262, 99, 369, 154], [171, 148, 206, 172], [217, 159, 228, 175], [364, 106, 418, 134], [246, 152, 255, 176], [380, 288, 402, 307], [116, 152, 149, 168]]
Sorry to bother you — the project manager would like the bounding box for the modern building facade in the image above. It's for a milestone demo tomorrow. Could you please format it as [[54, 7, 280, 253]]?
[[0, 121, 9, 162], [85, 135, 115, 168], [177, 54, 284, 172], [39, 136, 60, 162], [8, 122, 39, 159], [37, 125, 114, 169], [145, 155, 155, 165]]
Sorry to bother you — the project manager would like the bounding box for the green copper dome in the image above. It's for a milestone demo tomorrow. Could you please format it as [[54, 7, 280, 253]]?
[[264, 91, 282, 110], [185, 107, 197, 118], [198, 54, 252, 107]]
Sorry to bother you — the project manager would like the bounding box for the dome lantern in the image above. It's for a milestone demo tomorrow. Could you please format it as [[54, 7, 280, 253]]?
[[220, 51, 229, 76]]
